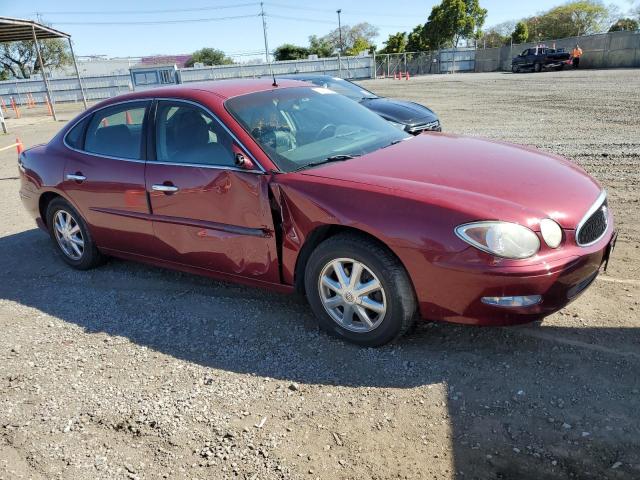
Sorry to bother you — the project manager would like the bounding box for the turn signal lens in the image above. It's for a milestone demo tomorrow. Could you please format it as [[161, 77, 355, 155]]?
[[455, 221, 540, 259], [540, 218, 563, 248]]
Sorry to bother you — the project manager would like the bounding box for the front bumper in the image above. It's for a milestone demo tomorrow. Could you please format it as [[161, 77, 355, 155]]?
[[401, 229, 615, 326]]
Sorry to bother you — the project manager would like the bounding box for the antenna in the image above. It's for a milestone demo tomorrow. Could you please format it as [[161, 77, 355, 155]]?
[[259, 2, 277, 87]]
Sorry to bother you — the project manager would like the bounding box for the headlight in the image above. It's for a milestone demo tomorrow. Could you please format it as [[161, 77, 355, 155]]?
[[540, 218, 562, 248], [455, 221, 540, 259]]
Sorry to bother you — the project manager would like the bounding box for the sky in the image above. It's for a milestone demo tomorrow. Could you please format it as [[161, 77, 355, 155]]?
[[3, 0, 636, 59]]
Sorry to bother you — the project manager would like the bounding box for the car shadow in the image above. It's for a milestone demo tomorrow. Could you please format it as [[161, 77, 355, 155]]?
[[1, 229, 638, 479]]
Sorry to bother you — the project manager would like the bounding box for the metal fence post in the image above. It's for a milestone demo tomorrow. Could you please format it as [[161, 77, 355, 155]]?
[[372, 51, 376, 79]]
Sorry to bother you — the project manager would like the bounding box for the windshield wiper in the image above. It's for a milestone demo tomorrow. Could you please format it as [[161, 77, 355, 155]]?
[[291, 154, 359, 173], [381, 139, 403, 149]]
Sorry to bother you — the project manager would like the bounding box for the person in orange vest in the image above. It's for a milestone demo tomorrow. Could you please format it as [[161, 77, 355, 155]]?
[[572, 44, 583, 68]]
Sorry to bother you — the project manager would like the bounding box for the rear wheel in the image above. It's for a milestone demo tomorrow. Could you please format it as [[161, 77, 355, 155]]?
[[304, 233, 416, 347], [534, 62, 542, 73], [46, 198, 105, 270]]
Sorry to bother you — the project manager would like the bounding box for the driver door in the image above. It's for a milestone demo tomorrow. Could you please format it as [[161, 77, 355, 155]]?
[[145, 99, 280, 284]]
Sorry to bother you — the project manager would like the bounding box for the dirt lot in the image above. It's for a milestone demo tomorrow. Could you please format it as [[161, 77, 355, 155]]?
[[0, 69, 639, 480]]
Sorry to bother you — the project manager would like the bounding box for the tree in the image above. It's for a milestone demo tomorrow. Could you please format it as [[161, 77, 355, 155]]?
[[0, 38, 70, 79], [379, 32, 407, 54], [523, 1, 610, 40], [185, 48, 233, 67], [479, 29, 510, 48], [406, 25, 430, 51], [609, 18, 639, 31], [273, 43, 309, 61], [308, 35, 334, 57], [317, 22, 379, 55], [423, 0, 487, 48], [511, 21, 529, 43]]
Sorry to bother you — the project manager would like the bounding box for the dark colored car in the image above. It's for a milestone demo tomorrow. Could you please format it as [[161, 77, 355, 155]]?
[[19, 79, 615, 347], [512, 47, 572, 73], [280, 74, 441, 134]]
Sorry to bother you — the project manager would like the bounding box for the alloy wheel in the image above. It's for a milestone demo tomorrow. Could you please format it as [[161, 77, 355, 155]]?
[[318, 257, 387, 333], [53, 210, 85, 260]]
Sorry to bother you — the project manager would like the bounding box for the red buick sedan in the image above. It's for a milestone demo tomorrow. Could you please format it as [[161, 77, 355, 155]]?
[[18, 79, 615, 346]]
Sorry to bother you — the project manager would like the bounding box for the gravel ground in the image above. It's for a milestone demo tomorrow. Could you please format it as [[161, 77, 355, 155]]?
[[1, 69, 639, 480]]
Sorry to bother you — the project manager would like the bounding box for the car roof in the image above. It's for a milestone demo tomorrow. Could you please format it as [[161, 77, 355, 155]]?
[[279, 74, 336, 81], [106, 78, 312, 104]]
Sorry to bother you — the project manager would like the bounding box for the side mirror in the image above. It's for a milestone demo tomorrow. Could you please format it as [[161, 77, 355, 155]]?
[[232, 144, 255, 170]]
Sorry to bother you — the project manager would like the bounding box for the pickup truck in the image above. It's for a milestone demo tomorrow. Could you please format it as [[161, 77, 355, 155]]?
[[512, 47, 572, 73]]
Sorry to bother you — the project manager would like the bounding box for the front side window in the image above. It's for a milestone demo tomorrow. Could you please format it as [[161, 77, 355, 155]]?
[[154, 101, 235, 167], [225, 87, 408, 172], [84, 102, 148, 159]]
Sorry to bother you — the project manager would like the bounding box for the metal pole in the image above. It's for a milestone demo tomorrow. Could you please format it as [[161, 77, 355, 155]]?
[[260, 2, 270, 64], [336, 9, 343, 56], [67, 38, 87, 109], [0, 104, 7, 134], [32, 26, 57, 121], [372, 50, 376, 79]]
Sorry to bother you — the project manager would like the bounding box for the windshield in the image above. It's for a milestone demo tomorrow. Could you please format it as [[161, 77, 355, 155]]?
[[225, 87, 409, 172], [305, 77, 377, 101]]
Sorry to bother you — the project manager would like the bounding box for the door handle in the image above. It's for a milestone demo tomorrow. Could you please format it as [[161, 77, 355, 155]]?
[[152, 184, 179, 193], [66, 173, 86, 182]]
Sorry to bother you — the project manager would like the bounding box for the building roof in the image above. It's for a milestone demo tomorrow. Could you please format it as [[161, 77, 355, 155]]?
[[0, 16, 70, 43]]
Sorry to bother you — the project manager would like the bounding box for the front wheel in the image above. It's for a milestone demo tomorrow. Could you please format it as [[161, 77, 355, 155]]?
[[511, 65, 519, 73], [304, 233, 417, 347], [534, 63, 542, 73]]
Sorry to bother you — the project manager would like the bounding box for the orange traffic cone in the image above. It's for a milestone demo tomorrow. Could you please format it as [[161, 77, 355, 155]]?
[[393, 72, 398, 80], [45, 98, 53, 116], [16, 137, 25, 155], [0, 97, 6, 112], [125, 111, 133, 125], [11, 98, 21, 119], [406, 71, 410, 80], [101, 118, 109, 127]]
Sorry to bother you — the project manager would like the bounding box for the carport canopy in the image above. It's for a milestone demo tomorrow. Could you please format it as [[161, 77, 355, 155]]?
[[0, 17, 88, 120]]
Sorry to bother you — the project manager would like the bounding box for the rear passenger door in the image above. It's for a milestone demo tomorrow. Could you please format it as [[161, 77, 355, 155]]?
[[62, 100, 156, 255]]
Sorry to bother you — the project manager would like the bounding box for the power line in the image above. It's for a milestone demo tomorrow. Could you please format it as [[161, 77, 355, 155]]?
[[53, 14, 260, 26], [35, 2, 259, 15], [266, 14, 414, 29], [268, 2, 421, 19]]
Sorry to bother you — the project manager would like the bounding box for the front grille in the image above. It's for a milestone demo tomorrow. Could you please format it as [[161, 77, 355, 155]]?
[[576, 197, 608, 246], [407, 120, 440, 134]]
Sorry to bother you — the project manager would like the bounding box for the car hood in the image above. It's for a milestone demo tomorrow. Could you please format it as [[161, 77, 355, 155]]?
[[361, 98, 438, 125], [299, 134, 602, 230]]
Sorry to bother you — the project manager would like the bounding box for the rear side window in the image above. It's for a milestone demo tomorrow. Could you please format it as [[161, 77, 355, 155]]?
[[65, 116, 90, 149], [84, 102, 149, 159]]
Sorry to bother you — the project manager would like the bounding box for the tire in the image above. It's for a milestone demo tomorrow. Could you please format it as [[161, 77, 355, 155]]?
[[511, 65, 519, 73], [304, 233, 417, 347], [46, 197, 105, 270], [534, 63, 542, 73]]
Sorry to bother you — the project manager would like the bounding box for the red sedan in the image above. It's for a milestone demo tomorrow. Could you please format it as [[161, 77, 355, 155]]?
[[18, 79, 615, 346]]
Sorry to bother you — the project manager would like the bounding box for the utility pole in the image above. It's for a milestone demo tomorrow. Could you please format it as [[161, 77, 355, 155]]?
[[260, 2, 270, 63], [336, 9, 343, 55]]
